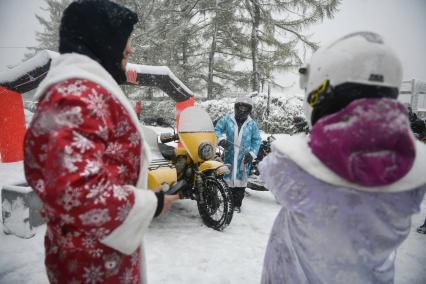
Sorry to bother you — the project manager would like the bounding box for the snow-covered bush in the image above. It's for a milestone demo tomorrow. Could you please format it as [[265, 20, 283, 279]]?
[[200, 96, 305, 133], [132, 95, 305, 133], [199, 97, 235, 125], [139, 99, 176, 126]]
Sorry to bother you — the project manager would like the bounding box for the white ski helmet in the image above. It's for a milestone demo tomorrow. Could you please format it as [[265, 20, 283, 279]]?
[[300, 31, 403, 126], [235, 95, 253, 108]]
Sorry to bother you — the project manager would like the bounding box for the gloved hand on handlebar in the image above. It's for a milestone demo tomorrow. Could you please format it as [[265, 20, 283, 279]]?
[[243, 152, 253, 164], [218, 139, 229, 149]]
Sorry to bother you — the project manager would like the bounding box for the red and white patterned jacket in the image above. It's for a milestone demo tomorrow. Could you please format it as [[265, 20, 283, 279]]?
[[24, 54, 157, 284]]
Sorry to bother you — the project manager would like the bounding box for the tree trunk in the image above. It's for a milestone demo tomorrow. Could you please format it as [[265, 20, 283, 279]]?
[[250, 0, 260, 93], [182, 36, 189, 84], [207, 22, 218, 99]]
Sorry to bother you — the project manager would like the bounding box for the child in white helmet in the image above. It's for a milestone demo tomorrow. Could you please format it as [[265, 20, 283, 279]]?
[[260, 32, 426, 283]]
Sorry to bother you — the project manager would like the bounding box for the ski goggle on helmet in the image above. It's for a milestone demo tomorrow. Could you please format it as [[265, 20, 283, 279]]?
[[299, 31, 403, 127]]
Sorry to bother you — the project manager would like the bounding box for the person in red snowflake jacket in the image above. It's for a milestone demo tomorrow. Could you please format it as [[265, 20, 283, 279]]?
[[23, 1, 178, 283]]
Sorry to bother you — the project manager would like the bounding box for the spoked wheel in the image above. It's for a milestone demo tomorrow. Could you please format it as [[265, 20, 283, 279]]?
[[197, 176, 233, 231]]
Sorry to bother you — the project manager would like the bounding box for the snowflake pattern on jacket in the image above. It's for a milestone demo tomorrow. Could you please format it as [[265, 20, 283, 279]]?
[[24, 79, 144, 284]]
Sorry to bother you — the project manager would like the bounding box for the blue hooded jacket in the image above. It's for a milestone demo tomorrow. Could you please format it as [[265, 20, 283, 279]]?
[[215, 114, 261, 187]]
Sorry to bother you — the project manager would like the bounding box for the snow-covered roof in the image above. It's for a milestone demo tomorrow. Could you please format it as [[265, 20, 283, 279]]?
[[126, 63, 193, 102], [0, 50, 194, 103], [0, 50, 58, 93], [0, 50, 58, 83]]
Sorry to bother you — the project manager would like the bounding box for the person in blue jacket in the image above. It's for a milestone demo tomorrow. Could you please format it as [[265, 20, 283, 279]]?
[[215, 96, 261, 212]]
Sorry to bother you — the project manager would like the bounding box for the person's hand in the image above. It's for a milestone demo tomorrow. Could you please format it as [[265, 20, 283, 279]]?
[[218, 139, 229, 149], [243, 152, 253, 164], [162, 194, 180, 214]]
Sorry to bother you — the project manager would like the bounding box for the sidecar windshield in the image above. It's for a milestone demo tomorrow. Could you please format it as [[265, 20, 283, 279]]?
[[141, 125, 163, 160], [178, 107, 214, 133]]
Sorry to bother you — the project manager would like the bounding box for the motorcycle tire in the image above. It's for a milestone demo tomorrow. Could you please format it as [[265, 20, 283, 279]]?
[[197, 177, 233, 231]]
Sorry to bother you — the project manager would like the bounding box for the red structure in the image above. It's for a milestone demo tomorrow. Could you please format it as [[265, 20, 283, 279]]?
[[0, 50, 55, 163], [0, 86, 26, 162]]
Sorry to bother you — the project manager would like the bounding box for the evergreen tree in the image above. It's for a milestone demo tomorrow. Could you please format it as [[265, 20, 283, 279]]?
[[25, 0, 71, 58], [29, 0, 341, 97], [118, 0, 207, 93], [235, 0, 340, 92], [202, 0, 251, 99]]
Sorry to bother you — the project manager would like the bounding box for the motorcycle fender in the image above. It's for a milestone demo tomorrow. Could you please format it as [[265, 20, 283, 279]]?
[[199, 160, 223, 172], [199, 161, 230, 177], [148, 167, 177, 189]]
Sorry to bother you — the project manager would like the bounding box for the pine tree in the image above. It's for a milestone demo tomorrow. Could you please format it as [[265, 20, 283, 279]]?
[[235, 0, 341, 92], [29, 0, 341, 97], [200, 0, 251, 99], [118, 0, 207, 93], [25, 0, 71, 58]]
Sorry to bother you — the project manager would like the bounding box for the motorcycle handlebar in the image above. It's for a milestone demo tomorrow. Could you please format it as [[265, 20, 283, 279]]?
[[160, 133, 179, 143]]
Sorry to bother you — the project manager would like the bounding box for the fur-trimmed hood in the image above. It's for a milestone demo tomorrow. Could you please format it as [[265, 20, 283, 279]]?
[[272, 134, 426, 192]]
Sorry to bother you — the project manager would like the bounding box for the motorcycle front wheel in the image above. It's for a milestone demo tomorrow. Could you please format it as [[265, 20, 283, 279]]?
[[197, 176, 233, 231]]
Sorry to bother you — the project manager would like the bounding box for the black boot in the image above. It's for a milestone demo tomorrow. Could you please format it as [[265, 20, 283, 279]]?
[[416, 218, 426, 234], [232, 187, 245, 213], [417, 225, 426, 234]]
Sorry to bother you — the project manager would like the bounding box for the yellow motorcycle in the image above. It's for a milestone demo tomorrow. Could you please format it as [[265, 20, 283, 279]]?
[[2, 53, 234, 230], [142, 107, 234, 230]]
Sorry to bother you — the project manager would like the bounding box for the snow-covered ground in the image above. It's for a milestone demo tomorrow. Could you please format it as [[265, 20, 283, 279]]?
[[1, 161, 425, 284]]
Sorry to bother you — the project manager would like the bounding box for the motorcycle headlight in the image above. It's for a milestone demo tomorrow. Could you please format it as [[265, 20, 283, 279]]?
[[198, 142, 214, 160]]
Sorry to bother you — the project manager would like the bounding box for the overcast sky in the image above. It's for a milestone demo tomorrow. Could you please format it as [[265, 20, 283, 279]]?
[[0, 0, 47, 71], [309, 0, 426, 82], [0, 0, 425, 88]]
